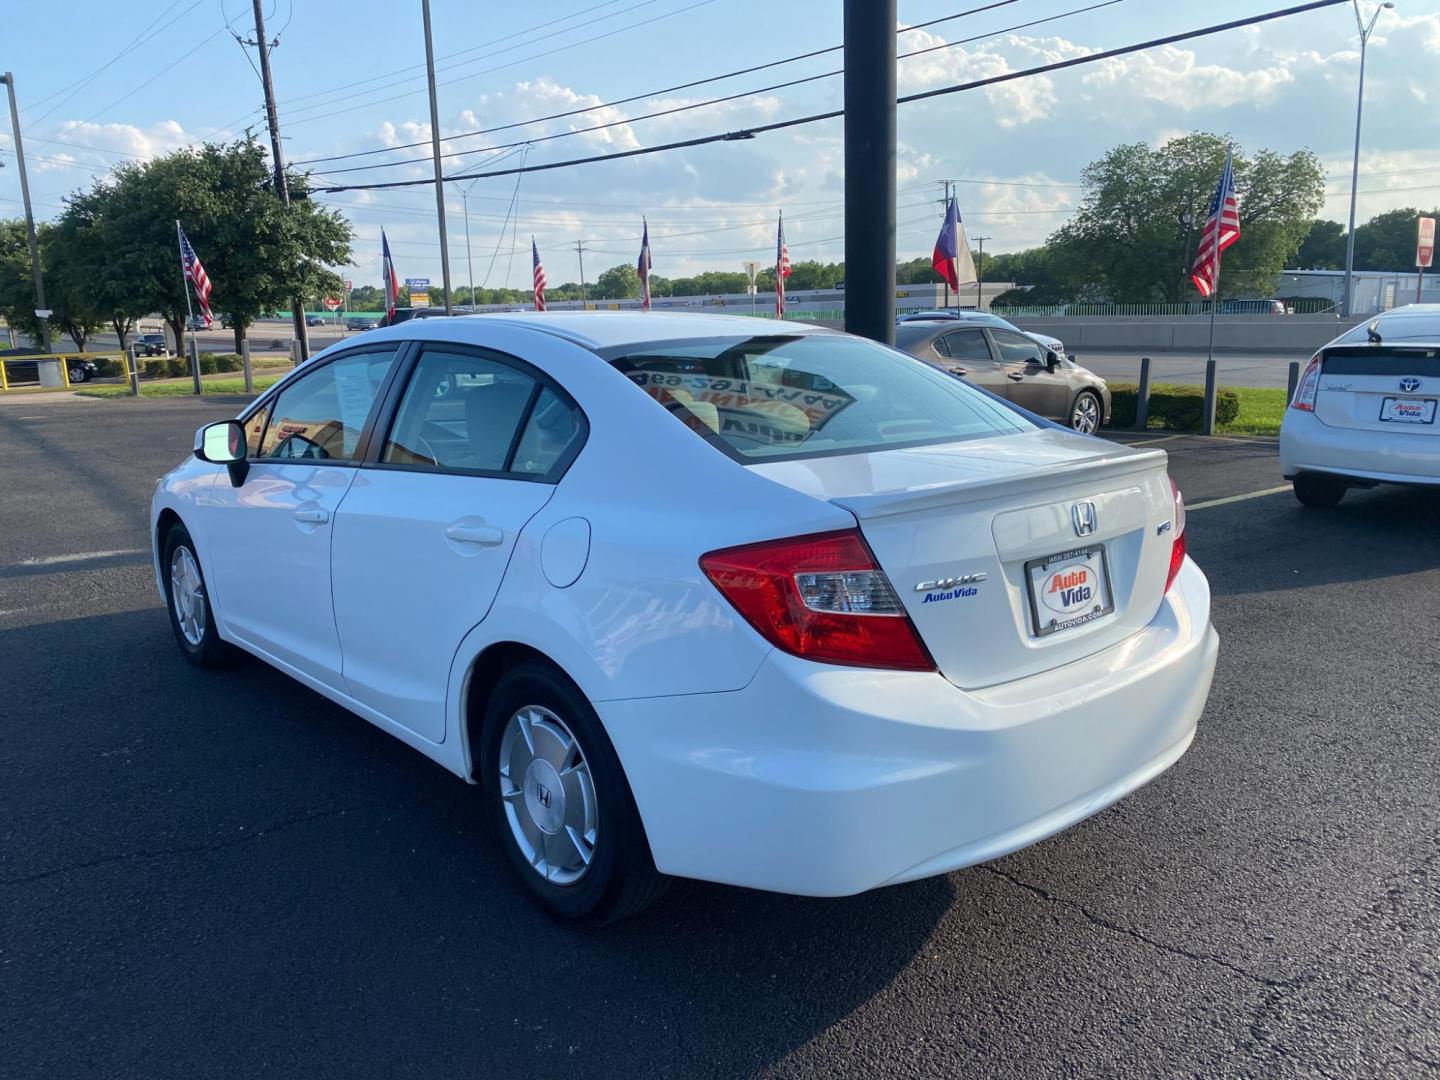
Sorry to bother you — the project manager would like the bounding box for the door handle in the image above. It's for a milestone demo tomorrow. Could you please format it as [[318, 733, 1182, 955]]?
[[1007, 372, 1025, 381], [948, 366, 968, 376], [292, 508, 330, 524], [445, 523, 504, 546]]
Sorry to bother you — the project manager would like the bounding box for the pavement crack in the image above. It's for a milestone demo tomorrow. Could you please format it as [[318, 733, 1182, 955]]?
[[0, 795, 435, 888], [976, 864, 1298, 990]]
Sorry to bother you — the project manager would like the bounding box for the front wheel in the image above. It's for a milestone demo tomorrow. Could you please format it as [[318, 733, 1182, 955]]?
[[483, 663, 668, 922], [1069, 390, 1103, 434], [162, 525, 232, 666], [1293, 472, 1347, 508]]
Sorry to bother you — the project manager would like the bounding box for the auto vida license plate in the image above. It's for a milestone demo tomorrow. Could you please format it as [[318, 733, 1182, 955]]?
[[1379, 397, 1437, 424], [1025, 545, 1114, 638]]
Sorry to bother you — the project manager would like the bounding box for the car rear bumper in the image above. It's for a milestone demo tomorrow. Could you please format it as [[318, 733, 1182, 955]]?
[[599, 557, 1218, 897], [1280, 410, 1440, 485]]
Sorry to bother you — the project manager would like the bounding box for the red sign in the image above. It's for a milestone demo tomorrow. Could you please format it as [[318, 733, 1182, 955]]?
[[1419, 217, 1436, 269], [322, 297, 342, 311], [343, 280, 353, 291]]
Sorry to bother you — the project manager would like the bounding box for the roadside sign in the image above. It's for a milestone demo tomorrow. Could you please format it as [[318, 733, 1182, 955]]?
[[322, 297, 342, 310], [405, 277, 430, 289], [411, 291, 430, 308], [34, 308, 52, 318], [1417, 217, 1435, 269], [343, 279, 353, 291]]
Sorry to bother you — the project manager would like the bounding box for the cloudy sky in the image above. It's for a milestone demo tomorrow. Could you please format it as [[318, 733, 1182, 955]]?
[[2, 0, 1437, 291]]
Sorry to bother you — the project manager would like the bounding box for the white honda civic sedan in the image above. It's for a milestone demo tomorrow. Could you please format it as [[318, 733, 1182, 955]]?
[[1281, 305, 1440, 506], [152, 312, 1218, 920]]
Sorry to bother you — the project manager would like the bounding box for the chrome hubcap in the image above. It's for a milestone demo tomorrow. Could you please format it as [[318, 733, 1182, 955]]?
[[498, 705, 597, 885], [1072, 395, 1099, 433], [169, 546, 206, 646]]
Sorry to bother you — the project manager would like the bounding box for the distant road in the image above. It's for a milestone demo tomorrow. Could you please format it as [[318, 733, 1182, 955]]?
[[1070, 350, 1302, 389]]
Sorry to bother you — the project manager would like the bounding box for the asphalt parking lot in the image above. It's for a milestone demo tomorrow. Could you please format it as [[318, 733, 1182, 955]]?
[[2, 396, 1437, 1078]]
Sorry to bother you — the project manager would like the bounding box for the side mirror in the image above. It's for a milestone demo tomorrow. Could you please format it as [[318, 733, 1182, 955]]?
[[1045, 350, 1062, 371], [195, 420, 249, 486]]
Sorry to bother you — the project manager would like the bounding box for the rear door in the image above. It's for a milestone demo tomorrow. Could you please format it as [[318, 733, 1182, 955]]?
[[1316, 346, 1440, 437], [329, 343, 587, 743], [939, 327, 1012, 397]]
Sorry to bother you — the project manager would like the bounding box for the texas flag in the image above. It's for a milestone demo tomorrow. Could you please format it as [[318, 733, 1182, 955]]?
[[932, 197, 978, 291]]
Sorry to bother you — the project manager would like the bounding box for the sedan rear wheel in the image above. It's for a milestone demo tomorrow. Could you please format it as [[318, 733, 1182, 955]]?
[[68, 365, 88, 384], [484, 662, 668, 922], [1293, 472, 1347, 508], [1069, 390, 1102, 434]]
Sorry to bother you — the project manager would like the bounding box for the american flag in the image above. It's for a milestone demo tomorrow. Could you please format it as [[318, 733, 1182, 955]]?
[[177, 225, 213, 326], [381, 230, 399, 320], [775, 211, 791, 319], [1191, 150, 1241, 299], [532, 238, 547, 311], [637, 218, 652, 312]]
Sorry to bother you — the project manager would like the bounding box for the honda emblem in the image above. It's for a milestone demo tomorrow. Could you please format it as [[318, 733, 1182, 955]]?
[[1072, 501, 1098, 537]]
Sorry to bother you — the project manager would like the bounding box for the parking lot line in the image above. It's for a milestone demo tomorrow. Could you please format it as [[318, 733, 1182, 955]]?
[[16, 548, 147, 567], [1187, 484, 1292, 512], [1124, 434, 1188, 447]]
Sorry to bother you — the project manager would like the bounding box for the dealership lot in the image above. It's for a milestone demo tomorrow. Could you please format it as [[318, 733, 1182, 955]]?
[[2, 398, 1437, 1077]]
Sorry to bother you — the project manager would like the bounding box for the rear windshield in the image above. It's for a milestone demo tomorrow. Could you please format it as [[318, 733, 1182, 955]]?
[[604, 334, 1035, 462]]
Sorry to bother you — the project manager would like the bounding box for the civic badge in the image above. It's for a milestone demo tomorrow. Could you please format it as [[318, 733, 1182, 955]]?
[[1400, 377, 1422, 393], [1072, 501, 1098, 538]]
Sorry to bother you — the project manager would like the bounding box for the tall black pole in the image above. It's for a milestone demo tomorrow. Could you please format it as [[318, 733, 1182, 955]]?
[[1, 74, 50, 353], [843, 0, 896, 345], [421, 0, 454, 316], [251, 0, 310, 360]]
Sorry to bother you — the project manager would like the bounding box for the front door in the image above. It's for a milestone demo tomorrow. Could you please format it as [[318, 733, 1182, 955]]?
[[204, 347, 401, 685], [331, 345, 586, 742], [989, 328, 1070, 419]]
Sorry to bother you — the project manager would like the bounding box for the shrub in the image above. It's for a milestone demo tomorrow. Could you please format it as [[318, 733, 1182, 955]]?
[[1107, 382, 1240, 431], [213, 353, 243, 372], [142, 358, 168, 379], [199, 352, 218, 375], [91, 357, 124, 377], [165, 357, 188, 378]]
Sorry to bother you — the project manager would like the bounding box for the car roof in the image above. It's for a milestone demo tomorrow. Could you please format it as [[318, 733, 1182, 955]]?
[[365, 310, 838, 351], [1330, 304, 1440, 346]]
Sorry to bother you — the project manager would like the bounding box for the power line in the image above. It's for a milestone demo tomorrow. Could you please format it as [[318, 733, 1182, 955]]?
[[309, 0, 1122, 178], [291, 0, 1030, 167], [318, 0, 1349, 195]]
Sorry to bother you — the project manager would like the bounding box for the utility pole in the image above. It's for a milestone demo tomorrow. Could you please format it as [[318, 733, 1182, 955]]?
[[1342, 0, 1394, 318], [574, 240, 588, 305], [974, 236, 991, 310], [421, 0, 455, 316], [938, 180, 953, 309], [1, 73, 50, 353], [249, 0, 310, 360], [461, 183, 476, 310], [843, 0, 897, 344]]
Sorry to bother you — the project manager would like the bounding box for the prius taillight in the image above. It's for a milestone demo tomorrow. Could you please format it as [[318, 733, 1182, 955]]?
[[1291, 355, 1323, 411], [1166, 479, 1187, 593]]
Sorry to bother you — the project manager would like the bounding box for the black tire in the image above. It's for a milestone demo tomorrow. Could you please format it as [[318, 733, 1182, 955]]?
[[161, 524, 233, 667], [1293, 472, 1346, 508], [1068, 389, 1103, 434], [68, 365, 88, 384], [482, 662, 668, 923]]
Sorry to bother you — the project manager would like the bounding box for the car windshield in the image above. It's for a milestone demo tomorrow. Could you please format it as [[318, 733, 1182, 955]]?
[[605, 334, 1035, 462], [1335, 311, 1440, 344]]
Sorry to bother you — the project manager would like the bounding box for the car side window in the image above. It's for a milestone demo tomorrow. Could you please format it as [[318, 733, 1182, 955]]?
[[990, 329, 1046, 365], [383, 349, 539, 474], [510, 387, 584, 477], [942, 328, 994, 362], [257, 349, 399, 462], [244, 401, 272, 456], [930, 335, 951, 358]]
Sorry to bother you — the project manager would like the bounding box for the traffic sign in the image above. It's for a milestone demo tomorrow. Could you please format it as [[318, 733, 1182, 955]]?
[[343, 279, 353, 291], [322, 297, 342, 311], [1417, 217, 1435, 269]]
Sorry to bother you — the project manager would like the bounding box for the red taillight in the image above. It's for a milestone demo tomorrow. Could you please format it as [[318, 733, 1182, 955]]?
[[1291, 354, 1323, 411], [700, 529, 936, 672], [1165, 478, 1187, 593]]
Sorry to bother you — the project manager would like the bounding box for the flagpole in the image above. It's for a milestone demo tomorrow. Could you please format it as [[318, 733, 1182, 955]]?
[[176, 221, 201, 395], [1204, 148, 1230, 373]]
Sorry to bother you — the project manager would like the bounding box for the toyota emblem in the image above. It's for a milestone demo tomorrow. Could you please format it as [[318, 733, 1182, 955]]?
[[1072, 501, 1098, 537], [1400, 377, 1422, 393]]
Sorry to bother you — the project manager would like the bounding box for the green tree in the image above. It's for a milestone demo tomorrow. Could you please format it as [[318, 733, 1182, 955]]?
[[592, 263, 640, 299], [1295, 219, 1346, 269], [1048, 133, 1326, 302], [0, 219, 48, 345], [1353, 207, 1440, 270]]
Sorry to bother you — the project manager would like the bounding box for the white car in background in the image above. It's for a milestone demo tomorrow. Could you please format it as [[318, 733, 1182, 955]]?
[[151, 312, 1218, 921], [1282, 305, 1440, 506]]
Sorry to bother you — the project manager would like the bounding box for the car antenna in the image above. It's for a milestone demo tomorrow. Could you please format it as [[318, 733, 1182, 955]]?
[[1367, 321, 1383, 344]]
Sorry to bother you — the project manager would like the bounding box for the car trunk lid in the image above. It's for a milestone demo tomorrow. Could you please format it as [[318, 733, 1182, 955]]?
[[747, 429, 1179, 689], [1314, 345, 1440, 434]]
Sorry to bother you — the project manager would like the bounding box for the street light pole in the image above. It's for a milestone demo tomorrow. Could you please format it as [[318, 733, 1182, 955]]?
[[1, 73, 50, 353], [1342, 0, 1394, 319], [462, 184, 476, 310], [421, 0, 455, 316]]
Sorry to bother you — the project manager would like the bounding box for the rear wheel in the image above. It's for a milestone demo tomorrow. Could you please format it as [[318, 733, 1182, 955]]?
[[483, 663, 667, 922], [68, 365, 88, 384], [1293, 472, 1347, 508], [1069, 390, 1102, 434], [162, 525, 232, 666]]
